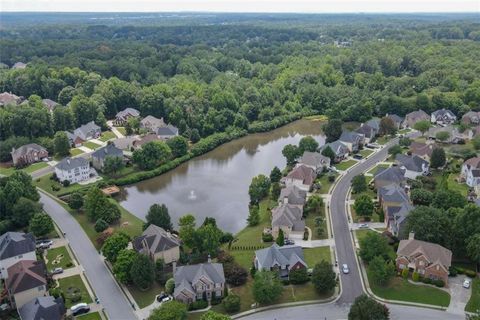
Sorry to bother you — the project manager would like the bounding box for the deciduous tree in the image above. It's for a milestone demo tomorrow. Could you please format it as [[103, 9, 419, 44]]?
[[252, 271, 283, 304], [29, 213, 54, 237], [348, 294, 390, 320], [130, 253, 156, 290], [311, 261, 336, 294], [145, 203, 173, 231], [102, 232, 130, 263]]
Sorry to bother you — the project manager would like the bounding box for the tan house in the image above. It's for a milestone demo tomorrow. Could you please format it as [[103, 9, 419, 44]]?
[[10, 144, 48, 167], [132, 224, 180, 264], [5, 260, 47, 309], [271, 204, 305, 239], [140, 115, 166, 133], [282, 165, 316, 191], [409, 141, 435, 161], [396, 233, 452, 285], [403, 110, 430, 128]]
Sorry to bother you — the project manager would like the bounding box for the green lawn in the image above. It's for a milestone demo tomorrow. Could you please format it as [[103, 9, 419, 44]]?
[[335, 160, 358, 171], [57, 275, 93, 308], [359, 149, 374, 158], [368, 273, 450, 307], [305, 207, 328, 240], [466, 277, 480, 312], [304, 246, 331, 266], [350, 205, 380, 223], [99, 131, 116, 142], [129, 281, 164, 309], [117, 127, 127, 136], [355, 229, 371, 243], [82, 141, 102, 150], [367, 164, 390, 175], [23, 161, 49, 173], [230, 250, 255, 270], [315, 173, 338, 194], [398, 128, 411, 134], [70, 148, 84, 156], [447, 173, 469, 197], [77, 312, 102, 320], [351, 189, 376, 200], [376, 136, 390, 145], [0, 165, 15, 176], [34, 173, 89, 197], [46, 246, 74, 271]]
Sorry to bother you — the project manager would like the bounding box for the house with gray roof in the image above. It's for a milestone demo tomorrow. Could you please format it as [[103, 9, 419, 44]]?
[[6, 260, 47, 309], [42, 99, 58, 113], [91, 143, 124, 170], [321, 141, 349, 163], [339, 131, 365, 152], [132, 224, 180, 264], [386, 114, 404, 129], [356, 124, 376, 143], [461, 157, 480, 189], [409, 141, 435, 160], [373, 166, 406, 189], [12, 62, 27, 69], [271, 204, 305, 240], [278, 185, 307, 206], [395, 154, 429, 179], [403, 110, 430, 128], [140, 115, 166, 133], [377, 183, 410, 216], [0, 232, 36, 279], [113, 107, 140, 126], [19, 296, 65, 320], [113, 136, 141, 151], [54, 157, 90, 184], [431, 108, 456, 125], [386, 202, 414, 238], [365, 118, 381, 133], [10, 143, 48, 167], [157, 124, 179, 140], [73, 121, 101, 141], [0, 92, 22, 107], [298, 151, 330, 173], [254, 244, 307, 279], [462, 111, 480, 126], [173, 259, 225, 304]]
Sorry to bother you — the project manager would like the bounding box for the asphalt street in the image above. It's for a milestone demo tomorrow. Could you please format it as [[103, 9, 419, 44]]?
[[39, 191, 137, 320]]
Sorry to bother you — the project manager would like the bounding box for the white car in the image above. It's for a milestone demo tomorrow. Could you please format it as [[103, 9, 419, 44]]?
[[359, 223, 369, 229], [71, 303, 90, 316], [342, 264, 350, 274], [463, 279, 471, 289], [161, 296, 172, 303]]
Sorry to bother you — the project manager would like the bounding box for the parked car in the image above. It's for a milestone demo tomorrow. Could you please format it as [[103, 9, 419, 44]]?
[[463, 279, 471, 289], [358, 223, 369, 229], [51, 267, 63, 275], [71, 303, 90, 316], [156, 292, 168, 302], [342, 264, 350, 274], [353, 154, 363, 160], [161, 296, 172, 303], [36, 240, 53, 249], [284, 239, 295, 245]]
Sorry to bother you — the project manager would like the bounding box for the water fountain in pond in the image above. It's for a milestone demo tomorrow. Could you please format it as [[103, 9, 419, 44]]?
[[188, 190, 197, 201]]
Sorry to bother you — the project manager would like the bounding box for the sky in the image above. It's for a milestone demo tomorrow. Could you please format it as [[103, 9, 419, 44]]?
[[1, 0, 479, 13]]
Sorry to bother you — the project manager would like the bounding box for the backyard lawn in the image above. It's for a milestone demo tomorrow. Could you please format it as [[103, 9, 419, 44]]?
[[46, 246, 74, 271], [335, 160, 357, 171], [77, 312, 102, 320], [0, 165, 15, 176], [57, 275, 93, 308], [70, 148, 84, 156], [466, 277, 480, 312], [359, 149, 374, 158], [376, 136, 390, 145], [230, 250, 255, 270], [99, 131, 116, 142], [83, 141, 102, 150]]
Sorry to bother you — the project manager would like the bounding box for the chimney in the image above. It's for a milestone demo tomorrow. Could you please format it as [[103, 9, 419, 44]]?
[[207, 254, 211, 264], [408, 231, 415, 240]]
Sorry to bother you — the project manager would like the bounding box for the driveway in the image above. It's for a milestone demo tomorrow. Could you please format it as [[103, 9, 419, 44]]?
[[447, 276, 472, 314]]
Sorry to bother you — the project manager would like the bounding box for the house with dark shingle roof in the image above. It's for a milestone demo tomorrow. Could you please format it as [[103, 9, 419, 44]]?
[[396, 232, 452, 285], [173, 259, 225, 304], [409, 141, 435, 160], [386, 114, 404, 129], [113, 107, 140, 126], [73, 121, 101, 141], [5, 260, 47, 309], [10, 143, 48, 167], [386, 202, 414, 238], [19, 296, 65, 320], [297, 151, 330, 173], [403, 110, 430, 128], [395, 154, 430, 179], [0, 232, 36, 279], [365, 118, 381, 133], [339, 131, 365, 152], [373, 166, 406, 190], [321, 140, 349, 163], [431, 109, 457, 125], [254, 244, 307, 279], [377, 183, 410, 217], [271, 204, 305, 239], [132, 224, 180, 264], [54, 157, 90, 184], [140, 115, 166, 133], [91, 143, 124, 170], [278, 185, 307, 206], [461, 157, 480, 189], [157, 124, 179, 140], [356, 124, 376, 143], [283, 165, 316, 191]]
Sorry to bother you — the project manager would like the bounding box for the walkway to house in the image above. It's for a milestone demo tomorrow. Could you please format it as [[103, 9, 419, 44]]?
[[107, 120, 125, 138]]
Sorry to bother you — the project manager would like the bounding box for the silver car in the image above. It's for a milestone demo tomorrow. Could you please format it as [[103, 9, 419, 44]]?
[[342, 264, 350, 274]]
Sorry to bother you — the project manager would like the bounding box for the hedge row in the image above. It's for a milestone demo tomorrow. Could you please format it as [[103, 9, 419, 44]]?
[[248, 110, 315, 133]]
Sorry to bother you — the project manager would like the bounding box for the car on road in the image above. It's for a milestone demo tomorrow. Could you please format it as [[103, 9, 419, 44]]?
[[71, 303, 90, 316], [358, 223, 369, 229], [353, 154, 363, 160], [36, 240, 53, 249], [51, 267, 63, 275], [342, 264, 350, 274], [463, 279, 471, 289], [156, 292, 169, 302]]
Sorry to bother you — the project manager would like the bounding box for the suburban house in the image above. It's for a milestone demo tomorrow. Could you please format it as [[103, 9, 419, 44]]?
[[113, 107, 140, 126], [157, 124, 179, 140], [297, 151, 330, 173], [462, 111, 480, 125], [5, 260, 47, 309], [365, 118, 381, 134], [403, 110, 430, 128], [427, 125, 468, 144], [322, 141, 349, 163], [282, 165, 316, 191], [140, 115, 166, 132], [373, 166, 406, 190], [254, 244, 307, 279], [66, 132, 84, 148], [67, 121, 101, 146], [395, 154, 430, 179], [132, 224, 180, 264], [396, 233, 452, 285], [386, 202, 414, 238], [0, 92, 22, 107], [12, 62, 27, 69], [113, 136, 140, 151], [0, 232, 36, 279], [10, 143, 48, 167], [54, 157, 90, 184], [377, 183, 410, 214], [19, 296, 65, 320], [356, 124, 376, 143], [173, 260, 225, 304], [461, 157, 480, 188], [278, 185, 307, 206], [132, 133, 162, 149], [41, 99, 58, 113], [409, 141, 435, 160], [431, 109, 457, 125], [386, 114, 404, 129], [271, 204, 305, 239], [91, 143, 124, 170], [338, 131, 365, 152]]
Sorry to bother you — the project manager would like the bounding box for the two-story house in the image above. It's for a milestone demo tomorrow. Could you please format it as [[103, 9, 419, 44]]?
[[113, 108, 140, 126], [431, 109, 457, 125], [271, 204, 305, 240], [395, 154, 430, 179], [403, 110, 430, 128], [377, 183, 410, 216], [282, 165, 316, 191], [373, 166, 406, 190], [5, 260, 47, 309], [157, 124, 179, 140], [278, 185, 307, 206], [132, 224, 180, 264], [356, 124, 376, 144], [386, 202, 414, 238], [396, 232, 452, 285], [461, 157, 480, 189], [0, 232, 36, 279], [54, 157, 90, 184], [339, 131, 365, 152], [409, 141, 435, 161], [173, 259, 225, 304], [73, 121, 101, 141], [462, 111, 480, 126], [91, 143, 124, 171], [254, 244, 307, 279], [10, 144, 48, 167], [140, 115, 166, 133], [19, 296, 65, 320], [297, 151, 330, 174], [321, 141, 349, 163], [385, 114, 404, 129]]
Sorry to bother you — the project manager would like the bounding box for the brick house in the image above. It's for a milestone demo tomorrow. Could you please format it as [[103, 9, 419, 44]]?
[[254, 244, 307, 279], [10, 144, 48, 167]]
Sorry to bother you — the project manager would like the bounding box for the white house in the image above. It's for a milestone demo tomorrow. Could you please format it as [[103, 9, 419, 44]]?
[[395, 154, 429, 179], [54, 157, 90, 184], [461, 157, 480, 188], [0, 232, 36, 279], [431, 109, 457, 125]]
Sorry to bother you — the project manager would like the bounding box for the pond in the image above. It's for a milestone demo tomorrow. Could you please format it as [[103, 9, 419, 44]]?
[[118, 119, 325, 233]]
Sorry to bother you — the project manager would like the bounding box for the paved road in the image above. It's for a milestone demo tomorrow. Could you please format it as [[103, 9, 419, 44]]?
[[239, 302, 463, 320], [39, 192, 137, 320], [330, 140, 398, 304]]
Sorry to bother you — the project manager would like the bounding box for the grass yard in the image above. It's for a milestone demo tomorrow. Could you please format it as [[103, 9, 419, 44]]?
[[368, 273, 450, 307], [34, 173, 89, 196], [303, 246, 331, 266], [0, 165, 15, 176], [305, 207, 328, 240], [367, 164, 390, 175], [77, 312, 102, 320], [359, 149, 374, 158], [335, 160, 357, 171], [230, 250, 255, 270], [447, 173, 469, 197], [376, 136, 390, 145], [355, 229, 371, 243], [117, 127, 127, 136], [70, 148, 84, 156], [129, 281, 165, 309], [350, 205, 380, 223], [315, 173, 338, 194], [46, 246, 74, 271], [57, 275, 93, 308], [398, 128, 411, 135], [466, 277, 480, 313], [99, 131, 116, 142], [82, 141, 102, 150], [23, 161, 49, 173], [350, 189, 376, 200]]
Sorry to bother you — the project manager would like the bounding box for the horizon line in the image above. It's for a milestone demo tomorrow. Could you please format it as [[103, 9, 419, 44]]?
[[1, 11, 479, 14]]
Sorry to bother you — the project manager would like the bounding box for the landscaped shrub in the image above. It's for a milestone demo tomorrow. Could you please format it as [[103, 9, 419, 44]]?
[[328, 174, 336, 182], [456, 267, 465, 274], [262, 233, 273, 242], [464, 269, 477, 278], [94, 219, 109, 233], [66, 262, 74, 268], [281, 279, 290, 285], [412, 272, 420, 282], [211, 296, 222, 305], [189, 300, 208, 311], [165, 278, 175, 294], [433, 279, 445, 287], [401, 268, 409, 279], [62, 180, 70, 187], [222, 293, 241, 313], [289, 268, 309, 284], [421, 277, 432, 285], [449, 266, 458, 277]]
